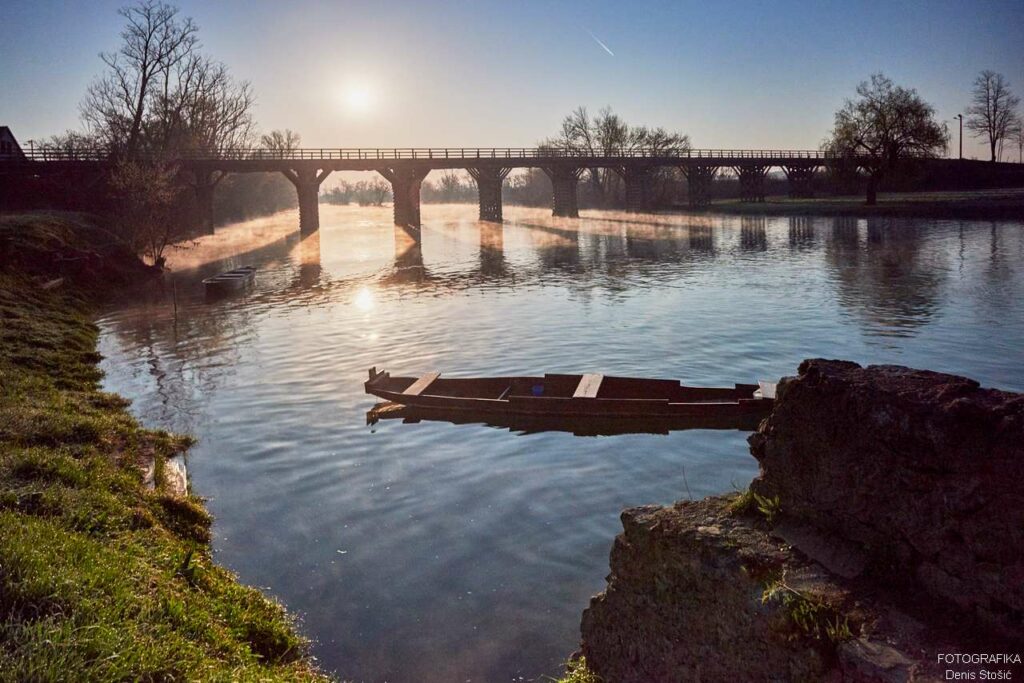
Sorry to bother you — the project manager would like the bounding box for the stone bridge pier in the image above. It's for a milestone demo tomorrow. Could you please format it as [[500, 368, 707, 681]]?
[[379, 166, 430, 231], [467, 166, 511, 222], [617, 166, 655, 212], [735, 165, 769, 203], [282, 167, 332, 235], [682, 165, 719, 208], [543, 166, 583, 217], [782, 163, 816, 198]]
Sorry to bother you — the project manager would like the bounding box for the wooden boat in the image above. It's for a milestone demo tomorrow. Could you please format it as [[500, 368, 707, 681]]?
[[365, 368, 776, 419], [202, 265, 256, 295]]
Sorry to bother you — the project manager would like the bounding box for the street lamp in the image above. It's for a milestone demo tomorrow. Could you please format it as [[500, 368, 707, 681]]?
[[955, 114, 963, 160]]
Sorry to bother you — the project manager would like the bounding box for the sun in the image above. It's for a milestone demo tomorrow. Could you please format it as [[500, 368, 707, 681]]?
[[344, 85, 374, 113]]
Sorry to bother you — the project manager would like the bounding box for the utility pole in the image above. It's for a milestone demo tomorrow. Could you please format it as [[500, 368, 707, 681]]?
[[955, 114, 963, 160]]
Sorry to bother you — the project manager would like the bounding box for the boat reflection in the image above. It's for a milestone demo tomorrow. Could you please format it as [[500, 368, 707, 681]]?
[[365, 401, 763, 436]]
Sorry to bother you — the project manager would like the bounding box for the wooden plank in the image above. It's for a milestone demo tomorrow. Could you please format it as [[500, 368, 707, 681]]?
[[573, 373, 604, 399], [756, 380, 778, 400], [404, 371, 440, 396]]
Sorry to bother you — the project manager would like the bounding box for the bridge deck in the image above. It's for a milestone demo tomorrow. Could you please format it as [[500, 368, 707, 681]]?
[[2, 147, 855, 174]]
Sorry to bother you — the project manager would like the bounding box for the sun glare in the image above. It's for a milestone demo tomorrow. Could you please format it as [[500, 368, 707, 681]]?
[[344, 85, 374, 113], [353, 286, 376, 311]]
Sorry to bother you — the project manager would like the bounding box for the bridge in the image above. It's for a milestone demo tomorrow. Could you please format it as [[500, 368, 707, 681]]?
[[2, 147, 864, 234]]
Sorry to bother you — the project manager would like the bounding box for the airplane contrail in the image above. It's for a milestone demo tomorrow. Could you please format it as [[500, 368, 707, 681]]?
[[586, 29, 615, 57]]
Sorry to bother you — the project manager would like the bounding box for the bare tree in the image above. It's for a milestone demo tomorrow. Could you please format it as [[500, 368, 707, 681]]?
[[825, 73, 946, 205], [1010, 119, 1024, 164], [81, 1, 198, 157], [547, 106, 689, 206], [966, 71, 1020, 162], [260, 129, 302, 156], [78, 1, 259, 256], [39, 130, 101, 159], [152, 54, 255, 154]]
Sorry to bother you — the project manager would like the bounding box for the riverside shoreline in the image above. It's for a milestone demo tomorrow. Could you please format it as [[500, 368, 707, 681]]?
[[694, 188, 1024, 220], [0, 213, 328, 681]]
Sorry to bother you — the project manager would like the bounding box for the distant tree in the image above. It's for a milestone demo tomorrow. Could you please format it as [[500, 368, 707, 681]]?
[[322, 181, 354, 205], [825, 73, 946, 205], [503, 169, 551, 207], [320, 178, 393, 206], [546, 106, 689, 207], [1011, 116, 1024, 164], [81, 1, 198, 157], [965, 71, 1020, 162], [260, 129, 302, 155], [367, 179, 391, 205], [422, 171, 474, 203], [39, 130, 101, 159]]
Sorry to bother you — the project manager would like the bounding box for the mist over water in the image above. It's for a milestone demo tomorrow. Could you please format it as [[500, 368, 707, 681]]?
[[96, 204, 1024, 682]]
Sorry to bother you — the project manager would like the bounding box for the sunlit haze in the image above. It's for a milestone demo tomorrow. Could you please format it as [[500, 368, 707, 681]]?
[[4, 0, 1023, 160]]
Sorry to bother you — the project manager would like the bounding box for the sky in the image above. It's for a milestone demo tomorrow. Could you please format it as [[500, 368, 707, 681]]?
[[3, 0, 1023, 160]]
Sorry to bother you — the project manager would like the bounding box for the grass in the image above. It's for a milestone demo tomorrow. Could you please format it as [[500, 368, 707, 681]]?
[[760, 571, 854, 646], [0, 213, 328, 681], [549, 657, 600, 683], [728, 489, 781, 525]]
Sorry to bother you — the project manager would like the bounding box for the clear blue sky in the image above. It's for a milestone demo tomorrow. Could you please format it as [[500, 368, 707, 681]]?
[[3, 0, 1023, 159]]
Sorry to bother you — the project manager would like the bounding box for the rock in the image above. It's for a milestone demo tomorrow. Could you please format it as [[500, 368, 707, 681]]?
[[749, 359, 1024, 639], [163, 454, 188, 498], [580, 360, 1024, 682], [579, 496, 962, 682], [581, 497, 833, 683], [836, 639, 917, 683]]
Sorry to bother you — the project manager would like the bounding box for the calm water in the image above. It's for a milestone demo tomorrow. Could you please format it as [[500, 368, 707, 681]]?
[[97, 205, 1024, 682]]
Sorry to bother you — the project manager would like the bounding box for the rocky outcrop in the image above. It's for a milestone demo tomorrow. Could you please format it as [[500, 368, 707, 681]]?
[[749, 359, 1024, 639], [580, 360, 1024, 682]]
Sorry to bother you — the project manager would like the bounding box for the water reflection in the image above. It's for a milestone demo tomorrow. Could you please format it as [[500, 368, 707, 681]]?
[[95, 204, 1024, 682], [367, 402, 763, 436], [788, 216, 816, 250], [478, 222, 507, 278], [825, 218, 950, 337], [740, 216, 767, 251]]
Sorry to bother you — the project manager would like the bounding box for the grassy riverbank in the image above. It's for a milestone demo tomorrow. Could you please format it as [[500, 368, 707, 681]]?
[[701, 188, 1024, 220], [0, 214, 327, 681]]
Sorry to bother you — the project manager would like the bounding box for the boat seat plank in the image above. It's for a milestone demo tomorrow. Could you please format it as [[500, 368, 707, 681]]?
[[404, 371, 441, 396], [756, 380, 777, 400], [573, 373, 604, 399]]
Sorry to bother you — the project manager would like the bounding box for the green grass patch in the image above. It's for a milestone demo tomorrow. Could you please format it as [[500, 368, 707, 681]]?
[[761, 571, 855, 646], [548, 657, 601, 683], [0, 215, 328, 681], [728, 489, 781, 524]]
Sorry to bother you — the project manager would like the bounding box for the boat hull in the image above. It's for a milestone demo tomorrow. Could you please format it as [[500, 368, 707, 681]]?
[[203, 266, 256, 296], [364, 369, 772, 420]]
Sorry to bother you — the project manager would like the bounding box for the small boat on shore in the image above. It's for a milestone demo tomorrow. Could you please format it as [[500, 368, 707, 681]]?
[[365, 368, 776, 420], [202, 265, 256, 295]]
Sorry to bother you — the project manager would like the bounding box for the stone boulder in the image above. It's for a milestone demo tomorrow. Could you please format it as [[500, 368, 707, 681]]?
[[748, 359, 1024, 639], [580, 497, 958, 682]]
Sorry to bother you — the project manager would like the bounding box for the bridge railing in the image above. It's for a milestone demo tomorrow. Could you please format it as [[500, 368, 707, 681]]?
[[11, 147, 847, 162]]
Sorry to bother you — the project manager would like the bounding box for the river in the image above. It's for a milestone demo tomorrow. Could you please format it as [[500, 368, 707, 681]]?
[[96, 204, 1024, 682]]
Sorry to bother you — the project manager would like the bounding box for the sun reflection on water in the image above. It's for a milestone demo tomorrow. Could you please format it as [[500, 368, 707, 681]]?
[[353, 286, 376, 311]]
